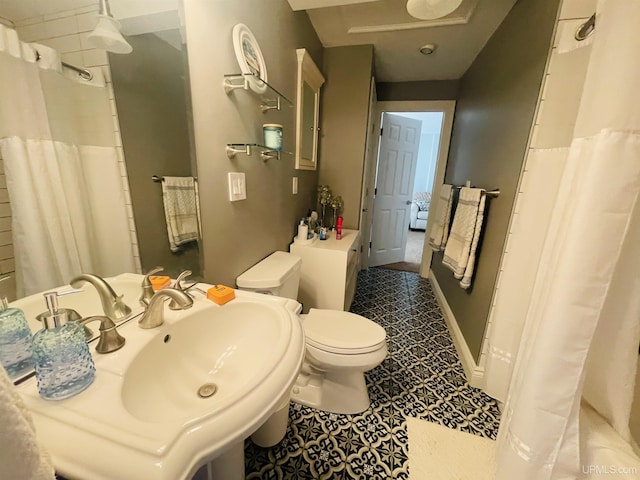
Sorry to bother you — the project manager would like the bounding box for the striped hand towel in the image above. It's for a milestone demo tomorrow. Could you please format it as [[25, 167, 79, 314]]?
[[161, 176, 200, 252], [442, 187, 486, 289], [428, 184, 454, 251]]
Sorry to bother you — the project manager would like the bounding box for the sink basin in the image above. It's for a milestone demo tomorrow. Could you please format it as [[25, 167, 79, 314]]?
[[15, 288, 305, 480], [123, 302, 288, 423]]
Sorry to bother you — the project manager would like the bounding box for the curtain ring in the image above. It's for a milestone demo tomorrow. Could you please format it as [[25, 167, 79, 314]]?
[[575, 13, 596, 41]]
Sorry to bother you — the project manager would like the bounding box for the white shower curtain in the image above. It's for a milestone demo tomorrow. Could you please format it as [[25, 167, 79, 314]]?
[[0, 25, 135, 297], [495, 1, 640, 478]]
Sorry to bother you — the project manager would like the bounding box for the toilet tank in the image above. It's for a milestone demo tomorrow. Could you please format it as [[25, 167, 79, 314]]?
[[236, 251, 302, 300]]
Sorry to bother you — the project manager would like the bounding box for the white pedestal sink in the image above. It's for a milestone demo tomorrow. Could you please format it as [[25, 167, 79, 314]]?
[[13, 280, 305, 480]]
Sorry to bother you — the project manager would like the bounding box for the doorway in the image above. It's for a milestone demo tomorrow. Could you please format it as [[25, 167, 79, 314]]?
[[360, 101, 456, 277]]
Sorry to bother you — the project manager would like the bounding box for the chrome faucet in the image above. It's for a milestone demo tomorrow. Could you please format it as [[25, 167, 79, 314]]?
[[169, 270, 196, 310], [79, 315, 126, 354], [137, 288, 193, 329], [70, 273, 132, 322], [173, 270, 193, 291], [139, 266, 164, 308]]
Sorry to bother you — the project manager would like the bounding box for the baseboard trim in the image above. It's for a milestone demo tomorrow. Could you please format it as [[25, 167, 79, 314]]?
[[428, 270, 484, 388]]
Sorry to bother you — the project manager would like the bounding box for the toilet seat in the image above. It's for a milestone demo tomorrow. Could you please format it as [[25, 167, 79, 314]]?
[[303, 309, 386, 355]]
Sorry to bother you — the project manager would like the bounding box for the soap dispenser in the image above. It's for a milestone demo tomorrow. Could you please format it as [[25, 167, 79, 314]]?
[[0, 279, 34, 379], [32, 292, 95, 400]]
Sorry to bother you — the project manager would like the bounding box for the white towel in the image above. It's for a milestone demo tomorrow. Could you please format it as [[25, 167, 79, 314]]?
[[428, 184, 454, 251], [442, 187, 486, 289], [0, 368, 55, 480], [161, 176, 200, 252]]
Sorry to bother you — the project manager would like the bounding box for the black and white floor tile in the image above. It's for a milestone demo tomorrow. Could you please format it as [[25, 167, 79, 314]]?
[[244, 267, 501, 479]]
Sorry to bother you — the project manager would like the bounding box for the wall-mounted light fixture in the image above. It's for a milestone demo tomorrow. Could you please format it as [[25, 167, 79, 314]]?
[[87, 0, 132, 54], [406, 0, 463, 20]]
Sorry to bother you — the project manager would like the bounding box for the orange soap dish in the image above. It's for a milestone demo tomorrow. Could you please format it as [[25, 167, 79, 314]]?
[[149, 275, 171, 291], [207, 285, 235, 305]]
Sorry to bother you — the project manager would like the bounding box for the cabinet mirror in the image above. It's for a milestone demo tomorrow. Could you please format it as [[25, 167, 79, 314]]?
[[295, 49, 325, 170]]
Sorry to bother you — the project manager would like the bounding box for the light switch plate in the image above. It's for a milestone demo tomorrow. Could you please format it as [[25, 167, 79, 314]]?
[[228, 172, 246, 201], [292, 176, 298, 195]]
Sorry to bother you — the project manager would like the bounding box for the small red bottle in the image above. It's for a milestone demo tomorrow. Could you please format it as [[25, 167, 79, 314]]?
[[336, 216, 343, 240]]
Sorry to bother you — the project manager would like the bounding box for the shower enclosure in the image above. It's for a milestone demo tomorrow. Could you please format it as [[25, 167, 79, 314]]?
[[0, 25, 135, 297]]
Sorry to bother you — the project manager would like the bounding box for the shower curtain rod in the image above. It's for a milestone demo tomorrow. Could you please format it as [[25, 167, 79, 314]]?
[[60, 61, 93, 81], [452, 185, 500, 198], [34, 50, 93, 81]]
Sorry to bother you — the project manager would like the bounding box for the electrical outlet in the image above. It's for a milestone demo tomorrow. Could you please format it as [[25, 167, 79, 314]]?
[[292, 176, 298, 195]]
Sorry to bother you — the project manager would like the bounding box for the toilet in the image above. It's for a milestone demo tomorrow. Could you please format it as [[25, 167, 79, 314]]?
[[237, 251, 387, 415]]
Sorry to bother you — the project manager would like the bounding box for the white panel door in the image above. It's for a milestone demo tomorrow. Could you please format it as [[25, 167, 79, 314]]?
[[369, 113, 421, 267]]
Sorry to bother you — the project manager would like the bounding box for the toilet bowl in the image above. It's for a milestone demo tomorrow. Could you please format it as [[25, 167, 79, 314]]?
[[295, 308, 387, 414], [236, 251, 387, 415]]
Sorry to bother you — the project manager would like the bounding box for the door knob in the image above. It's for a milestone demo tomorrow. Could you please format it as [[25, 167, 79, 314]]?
[[406, 200, 412, 205]]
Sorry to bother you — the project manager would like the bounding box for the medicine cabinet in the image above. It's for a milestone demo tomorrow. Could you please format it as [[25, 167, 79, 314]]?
[[294, 49, 325, 171]]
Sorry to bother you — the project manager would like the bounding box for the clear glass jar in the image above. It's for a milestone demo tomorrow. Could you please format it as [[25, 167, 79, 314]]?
[[32, 320, 95, 400], [0, 306, 34, 379]]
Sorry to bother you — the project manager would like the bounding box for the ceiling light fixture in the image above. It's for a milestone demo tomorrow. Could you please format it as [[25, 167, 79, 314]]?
[[87, 0, 133, 54], [419, 43, 437, 55], [406, 0, 464, 20]]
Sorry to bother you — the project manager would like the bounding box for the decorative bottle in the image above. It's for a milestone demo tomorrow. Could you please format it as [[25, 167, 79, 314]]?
[[336, 216, 343, 240], [297, 218, 309, 242], [0, 297, 35, 379], [32, 292, 95, 400]]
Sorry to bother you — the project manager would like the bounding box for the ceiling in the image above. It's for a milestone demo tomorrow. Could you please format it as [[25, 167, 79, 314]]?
[[0, 0, 178, 25], [298, 0, 518, 82], [0, 0, 518, 83], [0, 0, 94, 21], [0, 0, 184, 44]]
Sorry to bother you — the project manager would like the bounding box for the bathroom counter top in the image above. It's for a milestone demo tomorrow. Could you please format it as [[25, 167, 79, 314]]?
[[294, 229, 359, 252], [11, 272, 147, 336]]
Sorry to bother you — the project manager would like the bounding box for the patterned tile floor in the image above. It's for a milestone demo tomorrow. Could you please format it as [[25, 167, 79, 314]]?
[[243, 267, 501, 479], [56, 268, 500, 480]]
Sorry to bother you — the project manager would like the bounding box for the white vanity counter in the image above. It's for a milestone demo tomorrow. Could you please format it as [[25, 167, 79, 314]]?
[[290, 229, 360, 312]]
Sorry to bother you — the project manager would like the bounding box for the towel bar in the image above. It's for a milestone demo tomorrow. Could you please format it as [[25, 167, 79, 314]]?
[[452, 185, 500, 198], [152, 175, 198, 183], [483, 189, 500, 198]]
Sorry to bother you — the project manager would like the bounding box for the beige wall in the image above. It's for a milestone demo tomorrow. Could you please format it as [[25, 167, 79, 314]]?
[[110, 33, 201, 279], [431, 0, 560, 361], [183, 0, 323, 286], [318, 45, 374, 230], [376, 80, 459, 102]]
